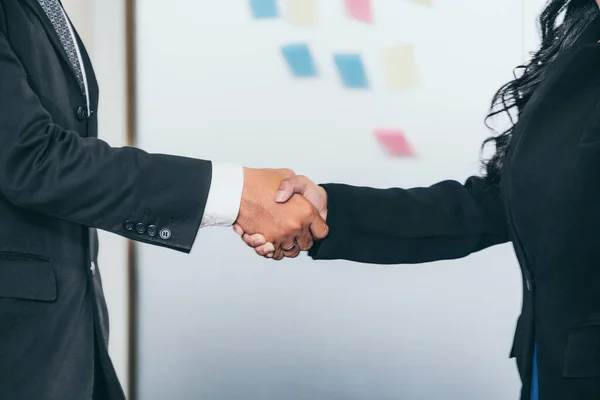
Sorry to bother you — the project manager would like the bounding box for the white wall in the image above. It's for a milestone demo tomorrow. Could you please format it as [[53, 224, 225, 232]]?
[[58, 0, 552, 398], [524, 0, 547, 53], [133, 1, 550, 399], [62, 0, 130, 396]]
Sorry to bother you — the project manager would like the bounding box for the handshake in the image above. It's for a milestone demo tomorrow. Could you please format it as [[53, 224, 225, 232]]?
[[232, 168, 328, 260]]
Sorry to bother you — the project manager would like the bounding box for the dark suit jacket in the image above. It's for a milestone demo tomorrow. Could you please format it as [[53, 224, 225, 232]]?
[[0, 1, 211, 399], [310, 13, 600, 400]]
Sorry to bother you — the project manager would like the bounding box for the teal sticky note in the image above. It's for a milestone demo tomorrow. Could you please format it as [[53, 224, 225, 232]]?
[[249, 0, 279, 19], [334, 53, 368, 89], [282, 44, 318, 77]]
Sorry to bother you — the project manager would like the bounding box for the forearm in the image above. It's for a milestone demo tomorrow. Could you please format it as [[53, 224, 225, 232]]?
[[0, 27, 215, 252], [0, 126, 211, 252], [308, 177, 510, 264]]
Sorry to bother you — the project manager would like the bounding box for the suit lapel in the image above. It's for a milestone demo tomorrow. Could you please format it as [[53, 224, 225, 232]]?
[[21, 0, 82, 93]]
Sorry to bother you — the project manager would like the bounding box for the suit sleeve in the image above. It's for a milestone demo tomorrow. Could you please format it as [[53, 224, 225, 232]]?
[[0, 31, 210, 253], [308, 177, 510, 264]]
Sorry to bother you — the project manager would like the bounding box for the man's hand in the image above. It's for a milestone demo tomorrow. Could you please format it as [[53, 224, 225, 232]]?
[[235, 169, 328, 259], [234, 175, 327, 259]]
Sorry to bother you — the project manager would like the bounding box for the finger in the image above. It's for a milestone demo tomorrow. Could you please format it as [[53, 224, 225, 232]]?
[[296, 227, 314, 251], [271, 249, 285, 260], [283, 248, 300, 258], [242, 233, 267, 248], [275, 176, 310, 203], [233, 224, 244, 236], [280, 239, 297, 252], [255, 243, 275, 256], [309, 216, 329, 241], [280, 240, 301, 258]]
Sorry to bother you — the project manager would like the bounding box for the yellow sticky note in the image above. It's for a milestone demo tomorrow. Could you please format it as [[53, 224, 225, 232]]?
[[288, 0, 317, 26], [409, 0, 434, 6], [383, 45, 419, 90]]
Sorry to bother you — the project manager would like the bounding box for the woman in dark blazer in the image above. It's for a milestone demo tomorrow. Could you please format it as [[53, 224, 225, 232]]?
[[235, 0, 600, 399]]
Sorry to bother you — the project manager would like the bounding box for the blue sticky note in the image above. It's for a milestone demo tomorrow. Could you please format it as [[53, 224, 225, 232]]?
[[249, 0, 279, 19], [282, 44, 318, 77], [334, 53, 368, 89]]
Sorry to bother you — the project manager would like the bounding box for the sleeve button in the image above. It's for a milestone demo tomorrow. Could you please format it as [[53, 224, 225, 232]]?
[[135, 223, 147, 235], [124, 220, 135, 231], [159, 228, 171, 240], [147, 225, 158, 237]]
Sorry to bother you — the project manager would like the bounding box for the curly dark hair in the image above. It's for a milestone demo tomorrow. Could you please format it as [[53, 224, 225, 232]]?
[[483, 0, 599, 185]]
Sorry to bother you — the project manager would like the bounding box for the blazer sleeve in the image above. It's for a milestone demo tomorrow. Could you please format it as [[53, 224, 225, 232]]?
[[308, 176, 510, 264], [0, 30, 210, 253]]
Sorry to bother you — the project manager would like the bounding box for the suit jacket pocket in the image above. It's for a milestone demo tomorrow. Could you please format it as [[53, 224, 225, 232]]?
[[563, 321, 600, 378], [0, 252, 57, 301]]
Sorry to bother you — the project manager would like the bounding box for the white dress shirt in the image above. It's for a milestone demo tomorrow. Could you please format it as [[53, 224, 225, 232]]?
[[199, 163, 244, 227], [59, 5, 90, 117], [62, 9, 243, 231]]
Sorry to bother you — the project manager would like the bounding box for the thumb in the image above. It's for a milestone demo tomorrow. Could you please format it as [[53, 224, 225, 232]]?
[[275, 176, 309, 203], [233, 224, 244, 236], [309, 216, 329, 241]]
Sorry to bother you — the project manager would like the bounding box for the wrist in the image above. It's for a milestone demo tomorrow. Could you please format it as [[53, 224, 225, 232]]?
[[318, 185, 328, 222], [237, 167, 255, 226]]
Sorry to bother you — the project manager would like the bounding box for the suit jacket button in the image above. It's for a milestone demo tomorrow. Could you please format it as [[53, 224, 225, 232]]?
[[123, 220, 135, 231], [159, 228, 171, 240], [135, 223, 147, 235], [147, 225, 158, 237], [76, 105, 86, 121]]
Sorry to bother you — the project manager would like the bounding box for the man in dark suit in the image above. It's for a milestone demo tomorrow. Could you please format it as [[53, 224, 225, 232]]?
[[0, 1, 328, 399]]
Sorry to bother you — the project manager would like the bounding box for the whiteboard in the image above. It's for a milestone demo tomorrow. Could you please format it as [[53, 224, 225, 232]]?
[[135, 1, 539, 398]]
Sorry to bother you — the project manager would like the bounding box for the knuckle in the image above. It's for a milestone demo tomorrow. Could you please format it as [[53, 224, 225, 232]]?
[[303, 209, 316, 222], [305, 202, 316, 214], [298, 203, 312, 218], [300, 241, 313, 251], [280, 168, 294, 177], [286, 220, 303, 232], [279, 180, 290, 190]]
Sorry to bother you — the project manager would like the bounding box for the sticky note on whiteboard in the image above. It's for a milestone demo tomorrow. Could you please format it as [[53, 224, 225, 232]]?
[[287, 0, 317, 25], [374, 129, 415, 157], [249, 0, 279, 19], [282, 44, 318, 77], [334, 54, 368, 89], [345, 0, 373, 23], [383, 45, 419, 90]]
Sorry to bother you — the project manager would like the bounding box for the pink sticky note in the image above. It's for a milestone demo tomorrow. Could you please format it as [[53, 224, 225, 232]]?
[[374, 129, 415, 157], [345, 0, 373, 23]]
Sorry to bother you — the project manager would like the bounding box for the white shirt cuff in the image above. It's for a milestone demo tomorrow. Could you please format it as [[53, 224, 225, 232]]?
[[200, 163, 243, 228]]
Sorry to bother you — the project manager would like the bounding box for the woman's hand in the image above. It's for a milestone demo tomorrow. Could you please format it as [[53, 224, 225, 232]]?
[[233, 175, 328, 259]]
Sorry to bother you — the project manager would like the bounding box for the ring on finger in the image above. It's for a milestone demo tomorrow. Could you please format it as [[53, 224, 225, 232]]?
[[281, 240, 298, 252]]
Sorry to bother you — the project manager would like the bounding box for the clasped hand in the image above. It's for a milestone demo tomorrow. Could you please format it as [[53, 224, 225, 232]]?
[[233, 168, 327, 260]]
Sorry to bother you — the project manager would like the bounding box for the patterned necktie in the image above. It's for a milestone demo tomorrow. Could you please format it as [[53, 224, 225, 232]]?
[[36, 0, 86, 95]]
